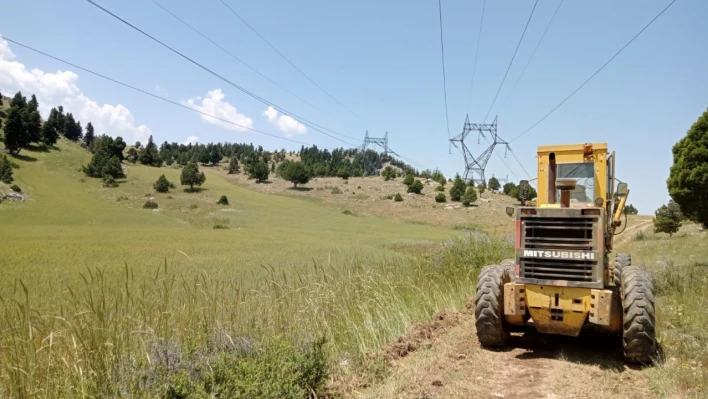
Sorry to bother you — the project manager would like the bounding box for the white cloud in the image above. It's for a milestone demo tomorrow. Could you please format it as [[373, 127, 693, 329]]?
[[183, 135, 199, 145], [0, 35, 151, 143], [185, 89, 253, 132], [262, 106, 307, 137]]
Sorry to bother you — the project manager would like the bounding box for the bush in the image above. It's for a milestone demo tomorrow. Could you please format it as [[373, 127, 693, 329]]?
[[357, 186, 361, 189], [227, 157, 240, 174], [116, 195, 129, 202], [477, 183, 486, 197], [102, 175, 118, 188], [435, 185, 444, 192], [0, 154, 14, 184], [331, 187, 342, 194], [381, 166, 396, 181], [279, 161, 311, 187], [217, 195, 229, 205], [624, 204, 639, 215], [9, 184, 21, 193], [407, 179, 424, 194], [143, 200, 158, 209], [654, 200, 683, 237], [154, 174, 170, 193], [384, 194, 394, 200], [402, 174, 414, 186], [503, 182, 517, 195], [189, 204, 198, 209], [435, 192, 446, 203], [488, 176, 501, 192], [394, 193, 404, 202], [462, 186, 478, 206], [337, 167, 350, 180], [213, 224, 229, 229], [342, 209, 356, 216], [449, 174, 466, 201]]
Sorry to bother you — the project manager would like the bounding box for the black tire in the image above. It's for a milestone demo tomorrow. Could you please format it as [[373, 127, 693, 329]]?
[[621, 266, 657, 364], [475, 264, 513, 346], [614, 253, 631, 287]]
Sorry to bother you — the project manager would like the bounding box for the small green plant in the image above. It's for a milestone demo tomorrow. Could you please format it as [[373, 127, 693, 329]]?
[[462, 186, 478, 206], [217, 195, 229, 205], [357, 185, 361, 189], [435, 192, 446, 203], [189, 204, 198, 209], [633, 229, 647, 241], [102, 175, 118, 188], [342, 209, 356, 216], [407, 180, 424, 194], [9, 184, 21, 193], [213, 224, 230, 229], [331, 187, 342, 194], [143, 200, 158, 209], [344, 180, 349, 185], [384, 194, 393, 200], [394, 193, 404, 202], [403, 174, 414, 186], [435, 185, 444, 192]]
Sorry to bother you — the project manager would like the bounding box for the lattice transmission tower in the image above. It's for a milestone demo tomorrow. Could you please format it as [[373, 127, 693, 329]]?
[[361, 131, 398, 176], [449, 115, 510, 184]]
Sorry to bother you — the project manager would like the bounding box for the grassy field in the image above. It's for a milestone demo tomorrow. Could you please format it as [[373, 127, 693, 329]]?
[[0, 139, 516, 397], [615, 223, 708, 397]]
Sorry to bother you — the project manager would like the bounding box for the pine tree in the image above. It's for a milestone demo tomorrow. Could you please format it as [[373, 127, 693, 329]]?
[[653, 201, 683, 237], [10, 92, 27, 109], [181, 161, 206, 191], [488, 176, 501, 192], [210, 148, 221, 166], [449, 174, 466, 201], [63, 113, 81, 140], [503, 182, 517, 195], [83, 148, 125, 179], [248, 160, 270, 183], [407, 179, 424, 194], [462, 186, 478, 206], [228, 157, 240, 174], [26, 110, 42, 144], [154, 174, 170, 193], [280, 161, 311, 188], [41, 118, 59, 147], [477, 183, 486, 197], [139, 135, 162, 167], [0, 155, 14, 184], [403, 174, 414, 186], [3, 106, 28, 154], [84, 122, 95, 148]]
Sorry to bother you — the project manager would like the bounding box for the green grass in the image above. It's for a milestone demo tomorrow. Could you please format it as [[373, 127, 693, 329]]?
[[0, 139, 505, 397], [616, 224, 708, 398]]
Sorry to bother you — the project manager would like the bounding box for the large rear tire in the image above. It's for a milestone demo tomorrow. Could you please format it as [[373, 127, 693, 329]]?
[[621, 266, 657, 364], [614, 253, 631, 287], [475, 264, 514, 347]]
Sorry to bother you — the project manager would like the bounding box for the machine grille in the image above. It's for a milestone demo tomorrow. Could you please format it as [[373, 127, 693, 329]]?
[[520, 217, 597, 282]]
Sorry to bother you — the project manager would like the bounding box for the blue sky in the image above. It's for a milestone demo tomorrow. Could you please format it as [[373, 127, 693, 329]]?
[[1, 0, 706, 214]]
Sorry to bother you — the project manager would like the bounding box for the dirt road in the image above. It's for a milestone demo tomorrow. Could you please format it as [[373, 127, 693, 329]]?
[[353, 310, 652, 399]]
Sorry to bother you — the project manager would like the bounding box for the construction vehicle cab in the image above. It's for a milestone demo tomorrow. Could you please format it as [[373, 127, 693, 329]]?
[[474, 142, 656, 363]]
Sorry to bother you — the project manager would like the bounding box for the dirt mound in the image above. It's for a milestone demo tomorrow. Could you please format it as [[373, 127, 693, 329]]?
[[383, 310, 464, 361]]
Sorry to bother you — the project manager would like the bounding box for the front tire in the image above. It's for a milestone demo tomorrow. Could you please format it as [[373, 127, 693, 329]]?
[[621, 266, 657, 363], [475, 264, 514, 346]]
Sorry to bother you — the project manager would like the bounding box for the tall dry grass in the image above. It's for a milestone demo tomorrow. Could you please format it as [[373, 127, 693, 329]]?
[[0, 232, 513, 398]]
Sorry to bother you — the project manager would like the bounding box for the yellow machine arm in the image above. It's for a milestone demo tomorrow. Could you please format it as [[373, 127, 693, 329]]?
[[611, 188, 630, 235]]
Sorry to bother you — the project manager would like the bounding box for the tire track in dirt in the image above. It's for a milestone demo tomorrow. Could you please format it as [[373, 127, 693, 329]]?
[[353, 309, 652, 399]]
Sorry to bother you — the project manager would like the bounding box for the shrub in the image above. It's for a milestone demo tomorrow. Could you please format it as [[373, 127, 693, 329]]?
[[488, 176, 501, 192], [407, 179, 424, 194], [435, 185, 444, 192], [342, 210, 356, 216], [10, 184, 21, 193], [228, 157, 240, 174], [357, 186, 361, 189], [154, 174, 170, 193], [189, 204, 198, 209], [394, 193, 404, 202], [384, 194, 394, 200], [102, 175, 118, 188], [337, 167, 350, 180], [462, 186, 478, 206], [654, 200, 683, 237], [217, 195, 229, 205], [477, 182, 486, 197], [143, 200, 158, 209], [503, 182, 517, 195], [213, 224, 229, 229], [343, 180, 349, 185], [181, 161, 206, 191], [0, 154, 14, 183], [624, 204, 639, 215], [403, 174, 414, 186], [449, 174, 466, 201], [116, 195, 129, 202], [331, 187, 342, 194], [435, 192, 446, 203], [381, 166, 396, 181]]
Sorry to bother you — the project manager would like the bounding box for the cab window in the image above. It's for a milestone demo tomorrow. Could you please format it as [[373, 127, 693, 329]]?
[[555, 162, 595, 204]]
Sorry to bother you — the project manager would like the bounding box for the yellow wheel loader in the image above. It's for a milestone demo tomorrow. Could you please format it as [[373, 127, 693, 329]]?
[[474, 143, 656, 363]]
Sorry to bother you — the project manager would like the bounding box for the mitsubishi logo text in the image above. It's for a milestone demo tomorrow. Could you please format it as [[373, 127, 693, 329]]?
[[523, 250, 595, 260]]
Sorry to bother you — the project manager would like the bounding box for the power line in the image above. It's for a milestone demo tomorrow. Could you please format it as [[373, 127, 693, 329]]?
[[1, 36, 313, 146], [437, 0, 451, 139], [83, 0, 360, 147], [497, 0, 563, 115], [482, 0, 539, 123], [218, 0, 363, 122], [510, 0, 677, 143], [465, 0, 486, 115], [150, 0, 329, 119]]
